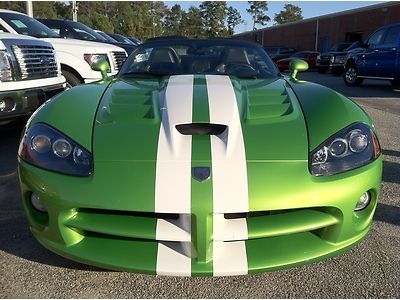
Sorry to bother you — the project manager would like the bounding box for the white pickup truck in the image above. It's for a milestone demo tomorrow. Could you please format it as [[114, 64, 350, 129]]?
[[0, 9, 127, 87], [0, 33, 65, 124]]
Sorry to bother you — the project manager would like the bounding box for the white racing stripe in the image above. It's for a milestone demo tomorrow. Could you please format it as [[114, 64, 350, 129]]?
[[155, 75, 193, 276], [206, 75, 249, 276]]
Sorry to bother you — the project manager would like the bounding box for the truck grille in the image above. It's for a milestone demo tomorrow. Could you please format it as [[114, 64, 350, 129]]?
[[12, 45, 58, 80], [111, 51, 127, 71]]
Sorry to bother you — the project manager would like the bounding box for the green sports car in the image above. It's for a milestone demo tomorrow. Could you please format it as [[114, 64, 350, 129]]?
[[18, 39, 382, 276]]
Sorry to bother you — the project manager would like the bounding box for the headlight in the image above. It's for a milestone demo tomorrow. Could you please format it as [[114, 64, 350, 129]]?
[[316, 55, 320, 61], [0, 50, 13, 82], [84, 54, 110, 72], [18, 123, 93, 176], [310, 123, 380, 176], [330, 56, 335, 63]]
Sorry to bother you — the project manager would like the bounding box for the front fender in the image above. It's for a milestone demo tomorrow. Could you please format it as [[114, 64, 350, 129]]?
[[285, 79, 373, 151], [27, 81, 111, 151]]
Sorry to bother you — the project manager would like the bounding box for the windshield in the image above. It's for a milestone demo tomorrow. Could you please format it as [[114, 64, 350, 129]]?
[[330, 43, 352, 52], [97, 31, 118, 43], [0, 12, 59, 38], [69, 22, 108, 42], [291, 52, 309, 58], [119, 40, 279, 79], [110, 33, 136, 45]]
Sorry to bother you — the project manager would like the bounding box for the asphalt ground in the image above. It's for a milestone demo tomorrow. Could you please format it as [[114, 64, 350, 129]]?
[[1, 72, 399, 298]]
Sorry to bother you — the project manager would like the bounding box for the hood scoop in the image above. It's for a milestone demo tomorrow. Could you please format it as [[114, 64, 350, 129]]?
[[176, 123, 227, 136], [246, 82, 293, 120]]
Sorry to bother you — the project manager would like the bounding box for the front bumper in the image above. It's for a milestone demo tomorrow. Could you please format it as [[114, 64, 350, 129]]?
[[0, 83, 66, 122], [18, 157, 382, 276]]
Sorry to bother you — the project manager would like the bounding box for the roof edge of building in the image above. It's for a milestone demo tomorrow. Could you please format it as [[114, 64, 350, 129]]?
[[234, 1, 400, 36]]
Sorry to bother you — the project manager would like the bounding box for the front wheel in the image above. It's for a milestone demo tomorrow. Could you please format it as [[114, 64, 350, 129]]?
[[343, 65, 363, 86]]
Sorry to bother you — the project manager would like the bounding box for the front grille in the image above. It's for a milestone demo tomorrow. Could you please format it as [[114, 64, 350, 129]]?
[[111, 51, 127, 71], [12, 45, 58, 80]]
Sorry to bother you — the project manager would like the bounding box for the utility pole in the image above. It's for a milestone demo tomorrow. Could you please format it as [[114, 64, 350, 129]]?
[[26, 1, 33, 17], [72, 1, 78, 22], [315, 18, 319, 51]]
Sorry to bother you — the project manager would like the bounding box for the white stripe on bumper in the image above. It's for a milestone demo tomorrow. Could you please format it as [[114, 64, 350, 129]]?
[[155, 75, 194, 276], [206, 75, 249, 276]]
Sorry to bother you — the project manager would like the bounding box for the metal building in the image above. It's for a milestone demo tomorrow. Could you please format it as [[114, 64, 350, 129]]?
[[233, 2, 400, 52]]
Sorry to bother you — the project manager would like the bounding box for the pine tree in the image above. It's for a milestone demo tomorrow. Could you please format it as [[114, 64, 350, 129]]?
[[226, 6, 243, 35], [274, 4, 303, 25], [246, 1, 270, 30]]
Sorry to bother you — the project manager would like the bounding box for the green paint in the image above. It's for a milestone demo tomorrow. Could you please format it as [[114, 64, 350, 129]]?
[[191, 75, 214, 275], [18, 73, 382, 276]]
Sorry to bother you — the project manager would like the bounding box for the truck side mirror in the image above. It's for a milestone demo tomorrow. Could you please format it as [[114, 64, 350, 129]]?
[[91, 58, 110, 81]]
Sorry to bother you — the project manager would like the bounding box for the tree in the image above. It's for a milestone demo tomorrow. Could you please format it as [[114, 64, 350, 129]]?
[[274, 4, 303, 25], [226, 6, 243, 35], [246, 1, 270, 30], [199, 1, 228, 38], [182, 6, 205, 38], [163, 4, 185, 36]]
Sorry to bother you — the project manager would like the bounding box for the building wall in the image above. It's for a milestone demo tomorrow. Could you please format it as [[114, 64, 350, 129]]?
[[233, 2, 400, 52]]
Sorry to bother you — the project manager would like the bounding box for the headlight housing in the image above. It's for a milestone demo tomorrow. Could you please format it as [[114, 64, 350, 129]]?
[[18, 123, 93, 176], [84, 54, 110, 72], [0, 50, 13, 82], [310, 123, 380, 176]]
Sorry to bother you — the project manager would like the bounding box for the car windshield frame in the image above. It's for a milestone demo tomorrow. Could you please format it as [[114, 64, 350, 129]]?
[[119, 39, 280, 80], [0, 12, 59, 38]]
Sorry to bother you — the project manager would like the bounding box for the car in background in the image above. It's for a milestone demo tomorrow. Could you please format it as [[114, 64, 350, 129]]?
[[316, 42, 353, 75], [128, 36, 142, 45], [38, 19, 137, 55], [0, 10, 127, 87], [107, 32, 139, 46], [344, 23, 400, 88], [263, 46, 297, 62], [276, 51, 319, 72], [17, 38, 382, 276], [0, 33, 65, 124]]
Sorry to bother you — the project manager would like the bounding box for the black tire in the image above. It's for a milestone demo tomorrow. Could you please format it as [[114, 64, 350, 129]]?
[[391, 78, 400, 89], [317, 67, 328, 74], [62, 70, 82, 87], [343, 65, 363, 86]]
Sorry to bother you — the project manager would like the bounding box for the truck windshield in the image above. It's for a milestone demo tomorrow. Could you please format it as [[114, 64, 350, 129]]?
[[0, 12, 59, 38]]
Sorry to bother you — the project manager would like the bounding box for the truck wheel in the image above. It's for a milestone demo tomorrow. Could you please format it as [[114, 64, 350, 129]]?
[[391, 78, 400, 89], [62, 70, 82, 87], [317, 68, 327, 74], [343, 65, 363, 86]]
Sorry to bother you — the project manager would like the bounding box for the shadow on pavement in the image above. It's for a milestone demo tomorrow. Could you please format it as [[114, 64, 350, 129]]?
[[375, 203, 400, 226]]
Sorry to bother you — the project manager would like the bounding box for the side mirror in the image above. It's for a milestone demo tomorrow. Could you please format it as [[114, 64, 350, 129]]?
[[289, 59, 309, 80], [91, 58, 110, 81]]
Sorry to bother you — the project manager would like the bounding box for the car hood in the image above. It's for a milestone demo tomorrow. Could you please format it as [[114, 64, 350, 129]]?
[[43, 37, 126, 53], [93, 75, 308, 162]]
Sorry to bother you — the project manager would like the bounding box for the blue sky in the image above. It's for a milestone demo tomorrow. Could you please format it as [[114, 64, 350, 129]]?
[[165, 1, 385, 33]]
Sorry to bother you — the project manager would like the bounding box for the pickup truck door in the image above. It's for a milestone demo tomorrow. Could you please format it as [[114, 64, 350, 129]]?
[[374, 25, 400, 78], [359, 28, 386, 76]]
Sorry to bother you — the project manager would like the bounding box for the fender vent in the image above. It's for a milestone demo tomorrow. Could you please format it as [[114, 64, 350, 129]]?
[[176, 123, 227, 136]]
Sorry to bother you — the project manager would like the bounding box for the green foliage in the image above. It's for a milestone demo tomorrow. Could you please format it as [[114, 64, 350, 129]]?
[[226, 6, 243, 36], [0, 1, 246, 39], [274, 4, 303, 25], [199, 1, 228, 38], [246, 1, 270, 30], [182, 6, 206, 38]]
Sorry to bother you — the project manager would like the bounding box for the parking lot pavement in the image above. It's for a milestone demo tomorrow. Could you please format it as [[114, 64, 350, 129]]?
[[298, 71, 400, 115], [1, 76, 399, 298]]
